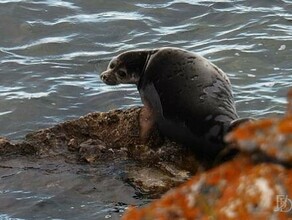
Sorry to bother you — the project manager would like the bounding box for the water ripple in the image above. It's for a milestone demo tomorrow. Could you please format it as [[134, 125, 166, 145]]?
[[0, 1, 292, 219], [0, 0, 291, 143]]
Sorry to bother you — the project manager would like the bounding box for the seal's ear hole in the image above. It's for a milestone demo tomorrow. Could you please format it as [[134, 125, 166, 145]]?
[[117, 70, 127, 78]]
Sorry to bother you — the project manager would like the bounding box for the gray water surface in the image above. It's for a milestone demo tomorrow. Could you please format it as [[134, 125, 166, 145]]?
[[0, 0, 292, 219]]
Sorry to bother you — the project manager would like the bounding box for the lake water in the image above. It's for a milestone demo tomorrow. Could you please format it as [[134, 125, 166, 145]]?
[[0, 0, 291, 219]]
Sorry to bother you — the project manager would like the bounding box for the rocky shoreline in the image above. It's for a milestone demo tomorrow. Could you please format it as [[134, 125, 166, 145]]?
[[0, 107, 199, 197], [1, 91, 292, 219]]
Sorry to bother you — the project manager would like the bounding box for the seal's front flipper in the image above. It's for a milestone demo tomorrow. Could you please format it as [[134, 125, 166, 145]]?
[[139, 105, 156, 144], [228, 117, 255, 132]]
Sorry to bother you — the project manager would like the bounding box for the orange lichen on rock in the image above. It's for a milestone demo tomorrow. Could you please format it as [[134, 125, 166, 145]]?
[[225, 90, 292, 164], [122, 155, 292, 220], [278, 116, 292, 133], [228, 118, 275, 140], [225, 117, 292, 164]]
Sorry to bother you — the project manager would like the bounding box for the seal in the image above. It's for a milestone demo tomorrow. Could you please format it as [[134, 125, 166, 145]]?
[[100, 47, 242, 159]]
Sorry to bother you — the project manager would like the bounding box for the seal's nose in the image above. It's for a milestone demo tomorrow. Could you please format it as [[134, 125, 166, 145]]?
[[100, 71, 117, 85], [100, 72, 107, 82]]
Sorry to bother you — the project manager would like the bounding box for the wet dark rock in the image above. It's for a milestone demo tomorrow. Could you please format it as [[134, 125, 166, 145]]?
[[0, 107, 199, 195], [0, 137, 36, 156], [78, 139, 126, 163]]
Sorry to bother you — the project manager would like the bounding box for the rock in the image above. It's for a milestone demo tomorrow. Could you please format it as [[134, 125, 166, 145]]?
[[78, 138, 127, 163], [225, 89, 292, 166], [0, 108, 198, 195], [122, 155, 292, 219], [0, 137, 16, 155], [0, 137, 36, 156], [225, 117, 292, 166], [124, 163, 192, 198]]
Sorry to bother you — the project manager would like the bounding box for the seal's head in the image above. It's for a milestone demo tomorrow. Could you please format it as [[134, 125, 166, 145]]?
[[100, 50, 154, 85]]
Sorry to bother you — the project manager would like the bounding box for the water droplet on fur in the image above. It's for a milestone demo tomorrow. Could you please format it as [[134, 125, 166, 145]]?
[[199, 95, 205, 102], [190, 75, 198, 81]]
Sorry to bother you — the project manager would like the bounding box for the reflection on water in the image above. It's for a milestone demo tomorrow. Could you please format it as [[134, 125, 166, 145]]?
[[0, 0, 291, 219], [0, 158, 142, 220]]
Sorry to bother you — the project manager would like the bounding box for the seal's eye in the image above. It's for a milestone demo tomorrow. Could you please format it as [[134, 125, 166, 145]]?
[[109, 58, 118, 69], [109, 62, 116, 69], [117, 70, 127, 78]]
